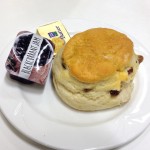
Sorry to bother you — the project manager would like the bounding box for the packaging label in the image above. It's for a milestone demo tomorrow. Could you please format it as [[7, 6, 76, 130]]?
[[37, 21, 70, 55], [18, 34, 43, 79], [37, 21, 70, 43]]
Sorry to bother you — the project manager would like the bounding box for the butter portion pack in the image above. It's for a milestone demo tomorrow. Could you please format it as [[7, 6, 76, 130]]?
[[37, 21, 70, 54]]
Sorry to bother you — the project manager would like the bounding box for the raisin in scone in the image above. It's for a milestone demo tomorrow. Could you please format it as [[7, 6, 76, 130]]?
[[52, 28, 143, 111]]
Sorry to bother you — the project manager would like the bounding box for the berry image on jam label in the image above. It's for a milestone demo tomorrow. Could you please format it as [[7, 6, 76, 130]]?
[[13, 33, 33, 62], [18, 34, 43, 79]]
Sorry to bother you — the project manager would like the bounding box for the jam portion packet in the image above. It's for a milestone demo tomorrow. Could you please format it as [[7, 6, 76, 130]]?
[[5, 31, 54, 84], [37, 21, 70, 55]]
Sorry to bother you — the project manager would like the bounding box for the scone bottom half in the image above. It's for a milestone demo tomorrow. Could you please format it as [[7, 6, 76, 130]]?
[[52, 28, 143, 111]]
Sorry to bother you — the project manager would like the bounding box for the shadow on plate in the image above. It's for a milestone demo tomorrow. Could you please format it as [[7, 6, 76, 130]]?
[[4, 72, 45, 95]]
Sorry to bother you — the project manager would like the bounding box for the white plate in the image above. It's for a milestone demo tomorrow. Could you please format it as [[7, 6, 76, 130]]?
[[0, 19, 150, 150]]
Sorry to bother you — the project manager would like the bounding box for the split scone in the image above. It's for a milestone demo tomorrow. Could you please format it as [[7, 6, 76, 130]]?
[[52, 28, 143, 111]]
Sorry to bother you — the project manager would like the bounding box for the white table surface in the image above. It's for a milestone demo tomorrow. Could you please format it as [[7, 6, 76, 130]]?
[[0, 0, 150, 149]]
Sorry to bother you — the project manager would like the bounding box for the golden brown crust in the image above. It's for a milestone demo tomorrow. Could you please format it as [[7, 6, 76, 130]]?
[[62, 28, 134, 83]]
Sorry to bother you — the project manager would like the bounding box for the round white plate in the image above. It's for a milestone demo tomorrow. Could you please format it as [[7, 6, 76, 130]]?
[[0, 19, 150, 150]]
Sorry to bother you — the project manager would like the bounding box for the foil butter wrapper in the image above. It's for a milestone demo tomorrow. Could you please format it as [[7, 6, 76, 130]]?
[[37, 21, 70, 55], [5, 31, 54, 85]]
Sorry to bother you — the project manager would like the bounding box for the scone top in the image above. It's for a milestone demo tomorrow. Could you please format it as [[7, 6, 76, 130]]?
[[62, 28, 134, 83]]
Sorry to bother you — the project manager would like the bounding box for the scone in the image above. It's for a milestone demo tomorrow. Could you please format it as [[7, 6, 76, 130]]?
[[52, 28, 143, 111]]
